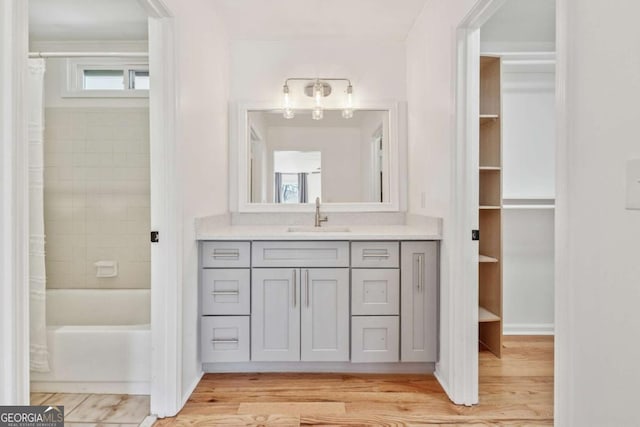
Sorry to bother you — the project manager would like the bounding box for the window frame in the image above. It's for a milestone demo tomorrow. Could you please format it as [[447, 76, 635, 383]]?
[[64, 58, 149, 98]]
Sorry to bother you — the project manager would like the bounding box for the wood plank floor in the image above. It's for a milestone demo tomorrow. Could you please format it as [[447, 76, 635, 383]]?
[[156, 336, 553, 426]]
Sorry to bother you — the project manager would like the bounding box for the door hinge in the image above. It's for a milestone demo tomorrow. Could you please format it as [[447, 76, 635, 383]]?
[[151, 231, 159, 243], [471, 229, 480, 241]]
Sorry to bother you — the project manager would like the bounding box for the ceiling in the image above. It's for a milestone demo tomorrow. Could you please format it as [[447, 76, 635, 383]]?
[[211, 0, 429, 41], [29, 0, 148, 42], [481, 0, 556, 44], [29, 0, 429, 43]]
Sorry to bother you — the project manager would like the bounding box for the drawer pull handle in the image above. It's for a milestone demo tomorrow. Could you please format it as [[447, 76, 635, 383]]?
[[293, 269, 297, 308], [362, 251, 390, 258], [211, 291, 239, 296], [211, 339, 239, 344], [417, 254, 424, 292], [306, 269, 310, 307], [212, 250, 240, 259]]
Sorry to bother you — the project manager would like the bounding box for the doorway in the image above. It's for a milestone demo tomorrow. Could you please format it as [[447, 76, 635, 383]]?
[[454, 0, 557, 407], [0, 0, 180, 417]]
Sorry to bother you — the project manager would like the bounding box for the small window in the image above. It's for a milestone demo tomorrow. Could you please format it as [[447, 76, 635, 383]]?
[[83, 70, 125, 90], [129, 70, 149, 90], [65, 58, 149, 98]]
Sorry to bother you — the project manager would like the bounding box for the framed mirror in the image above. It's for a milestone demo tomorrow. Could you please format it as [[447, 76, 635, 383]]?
[[237, 103, 400, 212]]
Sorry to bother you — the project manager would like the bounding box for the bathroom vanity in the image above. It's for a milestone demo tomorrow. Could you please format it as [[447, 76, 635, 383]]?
[[197, 224, 441, 373]]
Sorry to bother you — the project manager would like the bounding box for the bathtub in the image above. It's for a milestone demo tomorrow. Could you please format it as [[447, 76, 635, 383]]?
[[30, 289, 151, 394]]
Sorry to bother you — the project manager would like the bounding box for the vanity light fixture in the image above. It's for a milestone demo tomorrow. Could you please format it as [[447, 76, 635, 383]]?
[[281, 77, 354, 120]]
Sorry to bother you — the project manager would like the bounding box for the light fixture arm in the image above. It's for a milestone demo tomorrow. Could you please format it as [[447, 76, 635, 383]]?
[[283, 77, 353, 87]]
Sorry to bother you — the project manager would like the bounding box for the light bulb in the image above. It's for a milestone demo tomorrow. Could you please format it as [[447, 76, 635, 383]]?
[[342, 84, 353, 119], [312, 106, 323, 120], [282, 84, 294, 119], [314, 82, 323, 106]]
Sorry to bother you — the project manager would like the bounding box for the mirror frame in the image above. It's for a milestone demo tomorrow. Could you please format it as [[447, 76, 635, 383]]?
[[236, 102, 401, 212]]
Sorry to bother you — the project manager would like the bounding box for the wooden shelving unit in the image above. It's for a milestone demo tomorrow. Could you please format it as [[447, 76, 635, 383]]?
[[478, 56, 503, 358]]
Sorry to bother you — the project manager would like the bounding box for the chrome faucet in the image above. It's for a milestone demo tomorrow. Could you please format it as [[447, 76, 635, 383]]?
[[314, 197, 328, 227]]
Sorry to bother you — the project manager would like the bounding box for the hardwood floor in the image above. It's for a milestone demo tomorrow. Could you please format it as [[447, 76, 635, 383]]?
[[156, 336, 553, 426]]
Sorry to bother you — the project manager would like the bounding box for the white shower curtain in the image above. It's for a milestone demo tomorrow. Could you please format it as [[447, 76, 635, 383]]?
[[28, 58, 49, 372]]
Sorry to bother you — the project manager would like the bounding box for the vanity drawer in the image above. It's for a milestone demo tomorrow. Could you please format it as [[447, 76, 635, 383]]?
[[252, 241, 349, 267], [201, 241, 250, 268], [201, 316, 250, 363], [351, 269, 399, 315], [351, 316, 399, 363], [351, 242, 399, 268], [201, 269, 250, 315]]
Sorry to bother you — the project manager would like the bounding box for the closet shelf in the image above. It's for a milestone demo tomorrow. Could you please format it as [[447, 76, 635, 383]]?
[[479, 307, 501, 323], [479, 255, 499, 263]]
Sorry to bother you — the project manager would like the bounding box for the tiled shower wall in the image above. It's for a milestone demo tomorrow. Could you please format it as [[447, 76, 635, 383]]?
[[44, 108, 150, 289]]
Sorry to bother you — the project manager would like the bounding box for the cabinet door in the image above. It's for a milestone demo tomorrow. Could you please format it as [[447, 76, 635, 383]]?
[[401, 241, 438, 362], [301, 268, 350, 361], [251, 268, 300, 361]]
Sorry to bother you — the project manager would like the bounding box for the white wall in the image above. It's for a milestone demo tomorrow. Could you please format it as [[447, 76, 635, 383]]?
[[558, 0, 640, 425], [502, 69, 556, 199], [162, 0, 230, 402], [228, 38, 407, 211], [502, 209, 554, 334], [405, 0, 477, 400], [480, 0, 555, 52], [501, 66, 555, 334]]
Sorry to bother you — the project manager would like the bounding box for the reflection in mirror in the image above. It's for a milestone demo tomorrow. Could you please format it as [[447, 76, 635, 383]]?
[[248, 110, 389, 204]]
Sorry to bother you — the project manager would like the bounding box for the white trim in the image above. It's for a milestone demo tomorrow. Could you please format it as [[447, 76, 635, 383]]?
[[441, 0, 505, 407], [30, 381, 150, 395], [147, 2, 183, 418], [139, 415, 158, 427], [554, 0, 570, 425], [0, 0, 30, 405], [181, 372, 203, 406], [503, 323, 555, 336], [235, 102, 402, 213]]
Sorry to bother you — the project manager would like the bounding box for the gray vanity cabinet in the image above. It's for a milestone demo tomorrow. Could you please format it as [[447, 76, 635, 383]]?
[[251, 268, 301, 361], [251, 267, 350, 362], [401, 241, 439, 362], [200, 238, 439, 369], [300, 268, 350, 361]]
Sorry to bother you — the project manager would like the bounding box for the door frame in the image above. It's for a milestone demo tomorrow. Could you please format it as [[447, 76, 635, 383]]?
[[0, 0, 30, 405], [452, 0, 566, 414], [0, 0, 184, 417], [446, 0, 505, 405]]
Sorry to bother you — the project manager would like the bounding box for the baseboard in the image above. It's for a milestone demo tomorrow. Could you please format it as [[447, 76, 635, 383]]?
[[202, 362, 435, 374], [181, 371, 203, 409], [30, 381, 150, 395], [434, 368, 454, 403], [138, 415, 157, 427], [503, 323, 554, 335]]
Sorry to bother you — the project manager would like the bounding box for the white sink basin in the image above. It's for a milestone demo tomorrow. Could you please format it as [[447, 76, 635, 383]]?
[[287, 226, 351, 233]]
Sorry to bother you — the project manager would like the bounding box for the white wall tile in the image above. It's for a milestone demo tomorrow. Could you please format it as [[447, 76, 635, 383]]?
[[44, 107, 150, 290]]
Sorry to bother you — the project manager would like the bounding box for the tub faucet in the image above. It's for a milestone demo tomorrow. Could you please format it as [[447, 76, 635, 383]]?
[[314, 197, 328, 227]]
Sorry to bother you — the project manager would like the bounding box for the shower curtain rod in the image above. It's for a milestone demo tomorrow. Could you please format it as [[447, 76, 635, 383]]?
[[28, 52, 148, 58]]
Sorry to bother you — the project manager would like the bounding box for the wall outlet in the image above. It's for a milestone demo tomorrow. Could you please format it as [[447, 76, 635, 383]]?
[[626, 159, 640, 210], [421, 191, 426, 209]]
